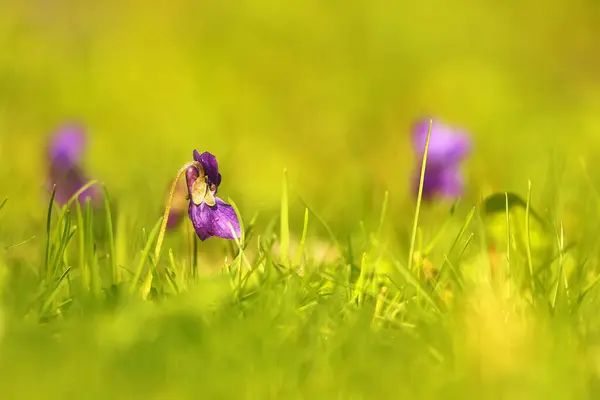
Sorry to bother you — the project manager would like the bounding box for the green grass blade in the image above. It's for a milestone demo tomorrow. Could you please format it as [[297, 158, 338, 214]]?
[[129, 217, 163, 294], [49, 210, 74, 281], [102, 184, 118, 285], [525, 180, 535, 302], [293, 208, 309, 266], [40, 267, 72, 317], [0, 197, 7, 213], [408, 119, 433, 284], [389, 258, 441, 313], [75, 200, 88, 293], [192, 231, 198, 279], [297, 197, 340, 251], [376, 191, 389, 241], [280, 168, 290, 267], [45, 185, 57, 282], [551, 222, 566, 310], [228, 197, 246, 249], [115, 212, 128, 284], [62, 180, 99, 212], [85, 198, 101, 298], [4, 235, 36, 250], [505, 192, 511, 264]]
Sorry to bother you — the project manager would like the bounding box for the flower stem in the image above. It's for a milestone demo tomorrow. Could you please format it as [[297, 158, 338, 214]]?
[[154, 161, 203, 263]]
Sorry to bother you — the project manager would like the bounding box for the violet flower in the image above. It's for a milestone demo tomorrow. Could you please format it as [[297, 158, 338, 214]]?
[[411, 118, 471, 199], [185, 150, 241, 240], [47, 123, 98, 205]]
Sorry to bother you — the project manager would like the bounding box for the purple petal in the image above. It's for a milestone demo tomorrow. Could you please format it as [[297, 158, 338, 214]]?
[[414, 164, 464, 200], [185, 166, 200, 197], [188, 197, 241, 241], [48, 123, 86, 168], [412, 118, 471, 166], [193, 150, 222, 188]]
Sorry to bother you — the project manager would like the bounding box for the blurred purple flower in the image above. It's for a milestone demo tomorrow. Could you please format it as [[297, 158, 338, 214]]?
[[185, 150, 240, 241], [411, 118, 471, 199], [47, 123, 98, 205]]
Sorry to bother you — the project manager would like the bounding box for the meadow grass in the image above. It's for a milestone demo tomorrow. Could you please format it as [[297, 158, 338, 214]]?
[[2, 1, 600, 398], [0, 149, 599, 399]]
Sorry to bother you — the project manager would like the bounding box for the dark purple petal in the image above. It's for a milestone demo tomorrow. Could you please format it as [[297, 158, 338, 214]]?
[[188, 197, 241, 241], [185, 165, 200, 197], [412, 118, 471, 166], [48, 123, 86, 168], [193, 150, 222, 188], [413, 164, 465, 200]]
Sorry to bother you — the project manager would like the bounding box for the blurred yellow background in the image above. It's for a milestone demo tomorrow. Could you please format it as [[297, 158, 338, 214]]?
[[1, 0, 599, 238]]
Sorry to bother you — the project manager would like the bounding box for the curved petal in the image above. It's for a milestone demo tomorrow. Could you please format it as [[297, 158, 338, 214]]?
[[188, 202, 213, 241], [193, 150, 222, 188], [412, 118, 471, 165], [185, 166, 200, 198], [209, 197, 241, 239], [188, 197, 241, 241]]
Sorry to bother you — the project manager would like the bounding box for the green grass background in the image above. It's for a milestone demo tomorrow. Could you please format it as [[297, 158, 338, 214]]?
[[1, 1, 600, 398]]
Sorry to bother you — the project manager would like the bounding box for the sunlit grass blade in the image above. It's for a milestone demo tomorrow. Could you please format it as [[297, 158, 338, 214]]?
[[353, 253, 370, 305], [408, 119, 432, 288], [448, 207, 475, 256], [192, 230, 198, 278], [280, 168, 290, 267], [85, 198, 101, 298], [228, 197, 245, 249], [52, 179, 100, 247], [129, 217, 163, 294], [115, 211, 128, 284], [45, 185, 57, 282], [75, 199, 88, 293], [293, 208, 309, 266], [295, 195, 345, 263], [49, 210, 76, 282], [165, 250, 179, 294], [551, 221, 569, 310], [40, 267, 72, 317], [505, 192, 511, 265], [62, 180, 98, 212], [102, 184, 118, 285], [140, 269, 154, 300], [525, 180, 535, 302], [388, 257, 441, 313], [227, 219, 252, 278], [376, 191, 389, 241], [4, 235, 36, 250], [423, 201, 458, 255]]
